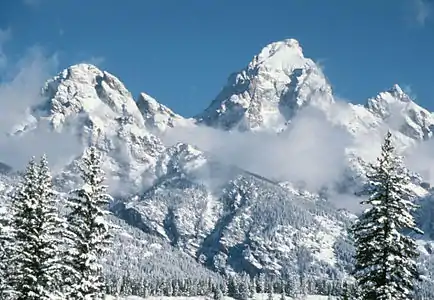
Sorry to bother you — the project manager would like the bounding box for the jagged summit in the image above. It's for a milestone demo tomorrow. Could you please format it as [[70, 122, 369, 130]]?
[[250, 38, 304, 68], [137, 92, 191, 133], [389, 84, 405, 97], [365, 84, 434, 140], [196, 38, 333, 132], [40, 63, 145, 130]]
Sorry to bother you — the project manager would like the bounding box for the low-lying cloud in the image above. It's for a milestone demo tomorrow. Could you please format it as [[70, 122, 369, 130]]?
[[405, 138, 434, 186], [163, 106, 353, 193]]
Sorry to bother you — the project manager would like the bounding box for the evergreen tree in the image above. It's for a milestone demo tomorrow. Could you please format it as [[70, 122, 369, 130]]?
[[220, 279, 228, 296], [280, 286, 286, 300], [213, 286, 224, 300], [267, 284, 274, 300], [8, 156, 64, 300], [238, 275, 249, 300], [0, 208, 13, 298], [339, 281, 351, 300], [64, 146, 112, 300], [352, 131, 422, 300], [258, 273, 266, 294]]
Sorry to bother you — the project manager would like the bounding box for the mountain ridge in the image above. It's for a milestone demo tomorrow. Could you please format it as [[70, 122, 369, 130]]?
[[1, 38, 434, 294]]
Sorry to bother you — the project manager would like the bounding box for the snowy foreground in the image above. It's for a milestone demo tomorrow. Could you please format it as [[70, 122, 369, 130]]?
[[105, 295, 336, 300]]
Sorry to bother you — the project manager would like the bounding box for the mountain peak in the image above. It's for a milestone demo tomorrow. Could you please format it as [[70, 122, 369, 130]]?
[[40, 63, 145, 130], [389, 84, 404, 96], [137, 92, 187, 132], [365, 84, 434, 140], [32, 64, 166, 195], [366, 84, 413, 116], [253, 39, 304, 66], [197, 38, 333, 131]]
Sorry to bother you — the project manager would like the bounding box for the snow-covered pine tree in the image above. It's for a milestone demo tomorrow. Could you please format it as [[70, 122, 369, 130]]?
[[280, 285, 286, 300], [35, 155, 65, 298], [8, 155, 64, 300], [213, 286, 224, 300], [238, 274, 250, 300], [352, 131, 422, 300], [339, 281, 351, 300], [64, 146, 112, 300], [267, 284, 273, 300], [0, 207, 13, 298]]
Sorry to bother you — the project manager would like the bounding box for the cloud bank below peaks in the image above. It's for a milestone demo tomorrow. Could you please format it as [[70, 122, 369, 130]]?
[[162, 106, 353, 193]]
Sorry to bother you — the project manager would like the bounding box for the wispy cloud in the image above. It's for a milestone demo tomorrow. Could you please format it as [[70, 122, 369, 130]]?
[[163, 106, 353, 193], [0, 28, 12, 71], [83, 56, 106, 67], [410, 0, 432, 26], [0, 30, 82, 170], [402, 84, 418, 100]]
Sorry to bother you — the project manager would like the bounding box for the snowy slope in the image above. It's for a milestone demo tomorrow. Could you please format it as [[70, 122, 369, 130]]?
[[114, 142, 352, 278]]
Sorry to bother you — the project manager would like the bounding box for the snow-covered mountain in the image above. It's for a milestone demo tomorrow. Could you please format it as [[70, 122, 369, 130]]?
[[197, 39, 333, 132], [137, 92, 194, 133], [34, 63, 165, 195], [1, 38, 434, 295], [195, 39, 433, 148]]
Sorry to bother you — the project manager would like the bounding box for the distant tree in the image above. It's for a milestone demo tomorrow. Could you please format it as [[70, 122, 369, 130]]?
[[213, 286, 224, 300], [352, 131, 423, 300], [220, 279, 228, 296], [339, 281, 352, 300], [280, 286, 286, 300], [267, 282, 274, 300], [238, 274, 250, 300], [258, 273, 266, 294]]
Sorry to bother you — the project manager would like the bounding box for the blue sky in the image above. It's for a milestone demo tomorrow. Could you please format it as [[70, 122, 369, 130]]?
[[0, 0, 433, 117]]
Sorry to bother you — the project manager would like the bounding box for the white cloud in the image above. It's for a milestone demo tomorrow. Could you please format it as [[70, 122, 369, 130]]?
[[84, 56, 106, 67], [0, 42, 82, 170], [162, 106, 353, 193], [402, 84, 417, 100], [0, 28, 11, 71], [410, 0, 432, 26], [406, 138, 434, 185]]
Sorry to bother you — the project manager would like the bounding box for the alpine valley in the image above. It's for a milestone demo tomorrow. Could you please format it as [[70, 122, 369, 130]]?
[[2, 38, 434, 297]]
